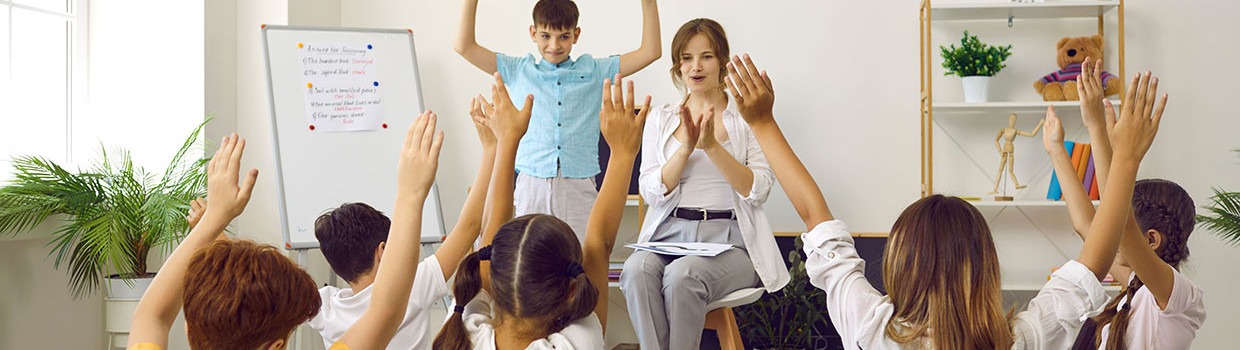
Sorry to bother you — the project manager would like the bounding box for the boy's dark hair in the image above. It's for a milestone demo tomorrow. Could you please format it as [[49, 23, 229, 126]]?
[[532, 0, 579, 31], [434, 214, 597, 350], [314, 202, 391, 283]]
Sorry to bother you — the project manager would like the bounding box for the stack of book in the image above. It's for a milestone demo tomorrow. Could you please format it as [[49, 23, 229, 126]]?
[[608, 262, 623, 282], [1046, 140, 1100, 201]]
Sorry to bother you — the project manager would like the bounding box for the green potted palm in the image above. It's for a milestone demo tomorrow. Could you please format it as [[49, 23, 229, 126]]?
[[0, 122, 208, 299], [1199, 149, 1240, 246], [941, 30, 1013, 103]]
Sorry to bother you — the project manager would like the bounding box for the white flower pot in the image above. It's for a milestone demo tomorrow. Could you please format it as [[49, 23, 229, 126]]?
[[106, 275, 154, 300], [961, 76, 992, 103]]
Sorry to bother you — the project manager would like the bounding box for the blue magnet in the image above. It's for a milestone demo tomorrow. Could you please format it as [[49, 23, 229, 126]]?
[[373, 81, 379, 86], [367, 44, 373, 49]]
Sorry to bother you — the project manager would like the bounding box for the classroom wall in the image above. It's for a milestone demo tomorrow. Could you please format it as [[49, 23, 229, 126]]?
[[196, 0, 1239, 349]]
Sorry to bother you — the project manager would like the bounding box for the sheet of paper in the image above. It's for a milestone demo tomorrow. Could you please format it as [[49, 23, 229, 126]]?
[[297, 42, 385, 132], [623, 242, 733, 257]]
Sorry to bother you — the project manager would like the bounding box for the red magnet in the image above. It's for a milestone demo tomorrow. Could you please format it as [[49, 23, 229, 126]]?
[[309, 125, 316, 131]]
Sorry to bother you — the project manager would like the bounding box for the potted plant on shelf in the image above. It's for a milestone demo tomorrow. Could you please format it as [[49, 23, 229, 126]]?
[[735, 237, 831, 350], [1199, 149, 1240, 247], [0, 122, 208, 299], [940, 30, 1013, 103]]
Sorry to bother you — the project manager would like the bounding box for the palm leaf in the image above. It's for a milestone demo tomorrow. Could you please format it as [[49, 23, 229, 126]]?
[[1199, 187, 1240, 247]]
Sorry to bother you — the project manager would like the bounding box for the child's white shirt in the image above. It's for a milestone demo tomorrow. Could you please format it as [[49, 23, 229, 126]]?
[[461, 290, 605, 349], [801, 219, 1110, 349], [307, 255, 450, 350], [1097, 268, 1206, 349]]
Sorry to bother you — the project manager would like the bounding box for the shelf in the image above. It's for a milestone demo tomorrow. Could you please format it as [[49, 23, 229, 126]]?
[[931, 1, 1120, 21], [625, 194, 642, 207], [932, 100, 1120, 114], [968, 200, 1100, 207]]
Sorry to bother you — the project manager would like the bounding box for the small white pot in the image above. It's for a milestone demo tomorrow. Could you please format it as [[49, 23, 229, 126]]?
[[106, 275, 154, 300], [961, 76, 992, 103]]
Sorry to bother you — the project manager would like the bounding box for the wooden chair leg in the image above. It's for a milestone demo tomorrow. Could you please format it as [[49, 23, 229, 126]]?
[[704, 307, 744, 350]]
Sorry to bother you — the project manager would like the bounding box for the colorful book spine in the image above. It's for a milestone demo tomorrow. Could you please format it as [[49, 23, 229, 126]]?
[[1075, 143, 1091, 185], [1047, 140, 1076, 200], [1083, 152, 1096, 195], [1089, 171, 1100, 200]]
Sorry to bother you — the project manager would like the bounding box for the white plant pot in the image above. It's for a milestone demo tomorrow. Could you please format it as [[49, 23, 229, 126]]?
[[106, 275, 154, 300], [961, 76, 992, 103]]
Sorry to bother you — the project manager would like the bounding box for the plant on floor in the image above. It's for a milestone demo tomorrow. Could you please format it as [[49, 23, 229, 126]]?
[[0, 121, 209, 298], [735, 237, 830, 349], [940, 30, 1013, 77], [1198, 149, 1240, 247]]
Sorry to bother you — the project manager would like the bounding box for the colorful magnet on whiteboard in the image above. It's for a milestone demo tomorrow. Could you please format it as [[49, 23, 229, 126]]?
[[298, 43, 304, 48], [407, 29, 413, 34], [309, 125, 316, 131], [307, 83, 313, 88], [285, 242, 291, 248], [373, 81, 379, 87], [261, 24, 267, 29], [382, 123, 388, 129], [367, 44, 373, 49]]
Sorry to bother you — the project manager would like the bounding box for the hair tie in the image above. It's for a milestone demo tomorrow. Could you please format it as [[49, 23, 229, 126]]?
[[565, 261, 585, 277], [453, 304, 465, 313], [477, 245, 492, 261]]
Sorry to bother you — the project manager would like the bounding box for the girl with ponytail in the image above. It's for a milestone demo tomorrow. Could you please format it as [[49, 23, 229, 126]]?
[[434, 72, 649, 349], [1042, 60, 1205, 350]]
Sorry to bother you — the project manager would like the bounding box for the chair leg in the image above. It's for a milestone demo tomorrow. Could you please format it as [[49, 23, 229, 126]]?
[[704, 307, 744, 350]]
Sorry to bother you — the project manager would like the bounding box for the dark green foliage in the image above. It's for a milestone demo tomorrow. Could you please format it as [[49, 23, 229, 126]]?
[[1198, 150, 1240, 247], [735, 237, 829, 349], [0, 121, 209, 298], [940, 30, 1013, 77]]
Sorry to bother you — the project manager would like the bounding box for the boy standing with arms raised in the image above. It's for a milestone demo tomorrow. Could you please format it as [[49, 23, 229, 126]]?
[[455, 0, 660, 238]]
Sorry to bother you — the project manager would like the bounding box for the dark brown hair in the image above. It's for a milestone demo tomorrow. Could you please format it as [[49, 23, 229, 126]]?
[[433, 214, 597, 350], [183, 240, 320, 350], [669, 18, 730, 93], [883, 195, 1013, 349], [532, 0, 579, 31], [315, 202, 391, 283], [1087, 179, 1195, 350]]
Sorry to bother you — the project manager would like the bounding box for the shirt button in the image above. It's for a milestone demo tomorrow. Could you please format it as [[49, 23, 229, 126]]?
[[827, 252, 836, 259], [557, 146, 561, 149], [557, 123, 562, 127], [557, 101, 562, 106], [557, 81, 561, 85]]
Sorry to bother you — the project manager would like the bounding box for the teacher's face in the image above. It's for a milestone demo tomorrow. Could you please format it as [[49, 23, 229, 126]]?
[[678, 34, 722, 93]]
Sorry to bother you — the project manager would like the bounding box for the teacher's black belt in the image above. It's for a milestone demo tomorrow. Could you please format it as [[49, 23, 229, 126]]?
[[672, 207, 736, 221]]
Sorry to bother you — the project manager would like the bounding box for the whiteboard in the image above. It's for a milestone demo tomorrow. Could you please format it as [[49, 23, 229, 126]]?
[[262, 25, 444, 249]]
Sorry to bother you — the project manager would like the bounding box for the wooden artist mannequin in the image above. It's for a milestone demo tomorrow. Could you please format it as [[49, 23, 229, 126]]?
[[990, 113, 1044, 195]]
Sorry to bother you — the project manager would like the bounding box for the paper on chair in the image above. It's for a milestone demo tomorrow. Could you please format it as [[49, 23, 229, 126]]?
[[623, 242, 733, 257]]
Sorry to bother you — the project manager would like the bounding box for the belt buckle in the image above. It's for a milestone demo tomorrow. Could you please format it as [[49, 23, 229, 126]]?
[[699, 208, 710, 220]]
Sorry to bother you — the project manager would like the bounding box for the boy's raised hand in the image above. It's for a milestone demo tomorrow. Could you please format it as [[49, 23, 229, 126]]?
[[1110, 72, 1167, 163], [397, 111, 444, 198], [1041, 106, 1066, 154], [469, 96, 497, 148], [477, 72, 534, 143], [725, 54, 776, 127], [1077, 57, 1107, 125], [600, 74, 650, 156], [204, 134, 258, 221]]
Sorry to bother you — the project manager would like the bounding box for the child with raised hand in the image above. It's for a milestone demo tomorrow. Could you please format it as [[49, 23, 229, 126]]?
[[307, 104, 499, 350], [724, 53, 1163, 349], [433, 73, 648, 350], [127, 111, 443, 350], [455, 0, 661, 240], [1041, 61, 1205, 350]]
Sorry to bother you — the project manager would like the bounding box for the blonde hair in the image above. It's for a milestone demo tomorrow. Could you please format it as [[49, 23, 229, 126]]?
[[882, 195, 1014, 349]]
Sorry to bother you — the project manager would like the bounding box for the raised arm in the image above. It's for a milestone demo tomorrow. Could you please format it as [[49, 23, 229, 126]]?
[[474, 73, 534, 292], [586, 74, 649, 330], [725, 54, 834, 230], [128, 135, 257, 349], [1079, 57, 1113, 189], [697, 107, 756, 196], [1076, 72, 1165, 282], [454, 0, 498, 74], [618, 0, 661, 77], [435, 101, 498, 280], [337, 112, 442, 350]]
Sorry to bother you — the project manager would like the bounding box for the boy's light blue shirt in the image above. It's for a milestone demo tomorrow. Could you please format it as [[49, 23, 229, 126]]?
[[496, 52, 620, 178]]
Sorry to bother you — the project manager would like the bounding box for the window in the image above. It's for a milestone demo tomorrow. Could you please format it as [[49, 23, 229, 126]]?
[[0, 0, 86, 169]]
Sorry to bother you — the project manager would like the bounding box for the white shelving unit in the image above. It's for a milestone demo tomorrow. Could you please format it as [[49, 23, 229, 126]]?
[[969, 200, 1099, 208]]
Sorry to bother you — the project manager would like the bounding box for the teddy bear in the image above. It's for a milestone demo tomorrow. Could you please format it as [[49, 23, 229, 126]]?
[[1033, 35, 1121, 101]]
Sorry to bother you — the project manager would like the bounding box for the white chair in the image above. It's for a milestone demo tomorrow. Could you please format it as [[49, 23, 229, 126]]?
[[704, 287, 765, 350]]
